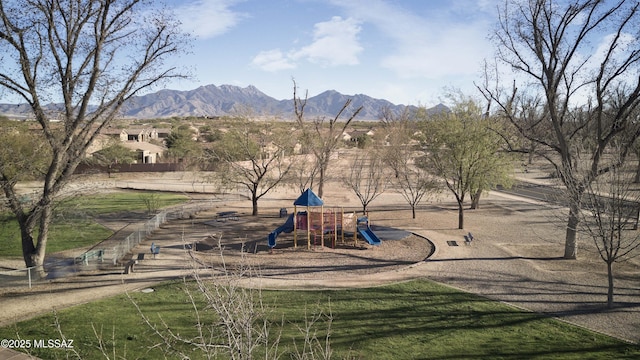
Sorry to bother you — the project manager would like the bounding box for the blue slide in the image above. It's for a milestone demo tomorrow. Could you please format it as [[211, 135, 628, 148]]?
[[268, 213, 295, 248], [356, 216, 381, 246], [357, 225, 382, 246]]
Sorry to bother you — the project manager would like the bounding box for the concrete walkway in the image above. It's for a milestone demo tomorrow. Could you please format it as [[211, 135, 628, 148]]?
[[0, 347, 40, 360]]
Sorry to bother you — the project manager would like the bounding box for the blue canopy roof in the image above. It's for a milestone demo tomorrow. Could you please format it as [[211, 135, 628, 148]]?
[[293, 188, 324, 206]]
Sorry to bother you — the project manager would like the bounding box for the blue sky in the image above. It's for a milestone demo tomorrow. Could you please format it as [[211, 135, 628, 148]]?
[[168, 0, 500, 106]]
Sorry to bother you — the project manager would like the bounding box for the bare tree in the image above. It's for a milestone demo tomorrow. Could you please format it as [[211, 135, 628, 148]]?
[[123, 237, 280, 360], [377, 107, 436, 219], [35, 236, 336, 359], [577, 161, 640, 308], [290, 307, 334, 360], [211, 117, 295, 216], [377, 106, 414, 178], [0, 0, 189, 275], [343, 154, 386, 214], [293, 80, 362, 198], [633, 139, 640, 183], [391, 154, 435, 220], [482, 0, 640, 259], [290, 154, 320, 195], [132, 237, 336, 360]]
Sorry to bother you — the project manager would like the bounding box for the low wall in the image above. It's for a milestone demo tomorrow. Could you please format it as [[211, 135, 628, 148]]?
[[75, 162, 185, 174]]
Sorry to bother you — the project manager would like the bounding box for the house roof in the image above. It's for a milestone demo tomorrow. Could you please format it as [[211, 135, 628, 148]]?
[[101, 128, 125, 135], [348, 129, 373, 137]]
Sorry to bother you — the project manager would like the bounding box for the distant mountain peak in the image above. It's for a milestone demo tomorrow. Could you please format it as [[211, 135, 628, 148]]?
[[0, 83, 448, 120], [219, 84, 238, 92]]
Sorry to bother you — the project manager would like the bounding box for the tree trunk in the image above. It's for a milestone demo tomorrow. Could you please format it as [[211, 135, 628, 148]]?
[[411, 205, 416, 219], [21, 227, 39, 268], [635, 158, 640, 183], [251, 195, 259, 216], [457, 200, 464, 229], [20, 215, 48, 279], [563, 203, 580, 259], [35, 204, 53, 278], [607, 261, 614, 308], [318, 166, 325, 198], [470, 189, 482, 209]]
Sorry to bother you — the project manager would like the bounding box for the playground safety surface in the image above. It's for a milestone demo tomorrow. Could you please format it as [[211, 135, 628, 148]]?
[[189, 209, 435, 279], [369, 225, 411, 241]]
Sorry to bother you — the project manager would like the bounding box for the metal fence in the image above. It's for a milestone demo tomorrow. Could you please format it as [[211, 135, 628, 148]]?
[[106, 211, 168, 265], [102, 201, 214, 266], [0, 267, 39, 288], [0, 201, 216, 289]]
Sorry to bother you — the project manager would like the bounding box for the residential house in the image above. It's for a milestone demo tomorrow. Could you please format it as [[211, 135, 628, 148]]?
[[342, 128, 375, 142], [93, 126, 165, 164], [120, 141, 165, 164]]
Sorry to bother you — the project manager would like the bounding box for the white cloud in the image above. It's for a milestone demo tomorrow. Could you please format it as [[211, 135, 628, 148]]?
[[174, 0, 246, 38], [382, 25, 490, 79], [291, 16, 363, 66], [329, 0, 494, 80], [590, 32, 637, 69], [251, 49, 296, 72], [566, 32, 639, 105], [252, 16, 363, 72]]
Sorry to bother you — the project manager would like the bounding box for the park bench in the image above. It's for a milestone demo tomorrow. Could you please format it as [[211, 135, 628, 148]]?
[[125, 252, 146, 274], [150, 243, 160, 259], [216, 211, 239, 222], [74, 249, 104, 265], [464, 232, 474, 245], [124, 259, 138, 274]]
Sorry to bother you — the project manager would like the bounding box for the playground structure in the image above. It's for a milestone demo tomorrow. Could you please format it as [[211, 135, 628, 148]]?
[[357, 216, 381, 246], [268, 189, 382, 249]]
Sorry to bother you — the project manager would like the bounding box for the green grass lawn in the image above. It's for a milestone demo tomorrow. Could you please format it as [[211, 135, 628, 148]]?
[[1, 279, 637, 359], [57, 191, 189, 215], [0, 191, 189, 258]]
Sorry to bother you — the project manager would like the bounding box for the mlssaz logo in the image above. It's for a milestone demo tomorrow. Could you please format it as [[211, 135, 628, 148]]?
[[34, 339, 74, 349]]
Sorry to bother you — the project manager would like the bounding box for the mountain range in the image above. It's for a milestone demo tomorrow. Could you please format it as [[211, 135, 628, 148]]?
[[0, 84, 448, 120]]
